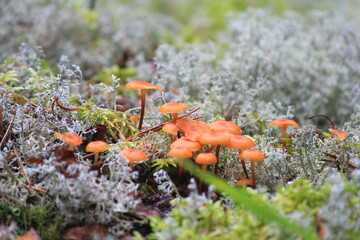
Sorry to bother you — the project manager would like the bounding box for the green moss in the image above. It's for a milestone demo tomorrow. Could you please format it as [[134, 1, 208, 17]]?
[[0, 203, 64, 239]]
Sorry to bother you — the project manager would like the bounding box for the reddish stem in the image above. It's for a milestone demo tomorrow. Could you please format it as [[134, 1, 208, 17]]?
[[138, 89, 147, 130], [239, 150, 249, 178], [198, 164, 207, 193]]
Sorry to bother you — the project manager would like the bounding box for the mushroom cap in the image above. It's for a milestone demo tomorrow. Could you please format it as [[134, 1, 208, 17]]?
[[170, 137, 202, 152], [176, 118, 211, 141], [328, 128, 347, 142], [125, 80, 163, 91], [162, 121, 180, 136], [195, 153, 217, 165], [168, 147, 193, 159], [86, 141, 110, 153], [236, 178, 254, 187], [129, 115, 140, 121], [269, 118, 300, 129], [240, 149, 265, 162], [159, 102, 190, 114], [119, 148, 148, 162], [225, 135, 255, 150], [54, 132, 83, 147], [198, 132, 230, 145], [209, 120, 242, 135]]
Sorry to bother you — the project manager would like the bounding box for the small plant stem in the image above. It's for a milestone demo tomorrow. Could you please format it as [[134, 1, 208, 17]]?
[[15, 150, 31, 185], [299, 154, 309, 179], [198, 164, 207, 193], [0, 113, 16, 150], [0, 105, 3, 136], [138, 89, 147, 130], [251, 161, 257, 188], [239, 150, 249, 178]]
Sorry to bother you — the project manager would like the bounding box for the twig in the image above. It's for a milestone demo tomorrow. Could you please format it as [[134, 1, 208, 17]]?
[[307, 114, 335, 129], [0, 113, 16, 149], [15, 149, 31, 185], [54, 96, 81, 112], [0, 105, 3, 136]]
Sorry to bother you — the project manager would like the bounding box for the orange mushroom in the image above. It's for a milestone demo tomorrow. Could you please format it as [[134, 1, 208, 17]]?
[[170, 137, 202, 152], [119, 148, 148, 169], [86, 141, 110, 165], [225, 135, 255, 179], [240, 149, 265, 188], [54, 132, 83, 151], [236, 178, 254, 187], [195, 153, 217, 193], [159, 102, 190, 122], [328, 128, 347, 143], [125, 80, 163, 130], [209, 120, 242, 135], [129, 115, 140, 121], [269, 118, 300, 146], [168, 146, 193, 181], [176, 118, 211, 141], [162, 120, 181, 141]]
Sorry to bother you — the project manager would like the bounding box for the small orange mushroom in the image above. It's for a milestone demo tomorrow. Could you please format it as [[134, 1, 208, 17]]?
[[125, 80, 163, 130], [170, 137, 202, 152], [176, 118, 211, 141], [209, 120, 242, 135], [195, 153, 217, 193], [129, 115, 140, 121], [159, 102, 190, 121], [119, 148, 148, 169], [168, 146, 193, 180], [226, 135, 255, 179], [240, 149, 265, 188], [269, 118, 300, 146], [86, 141, 110, 165], [328, 128, 347, 143], [236, 178, 254, 187], [162, 120, 181, 141], [54, 132, 83, 150]]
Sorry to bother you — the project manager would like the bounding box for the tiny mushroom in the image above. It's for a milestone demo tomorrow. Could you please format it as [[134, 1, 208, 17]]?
[[240, 149, 265, 188], [328, 127, 347, 143], [119, 148, 148, 169], [170, 137, 202, 152], [86, 141, 110, 165], [236, 178, 254, 188], [125, 80, 163, 130], [195, 152, 217, 193], [159, 102, 190, 121], [168, 146, 193, 180], [129, 115, 140, 121], [54, 132, 83, 150], [269, 118, 300, 146], [225, 135, 255, 178], [162, 120, 181, 141]]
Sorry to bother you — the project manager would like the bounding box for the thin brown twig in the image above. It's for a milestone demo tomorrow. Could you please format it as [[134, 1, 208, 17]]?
[[15, 149, 31, 185], [54, 97, 81, 112], [307, 114, 335, 129], [0, 105, 4, 136], [0, 113, 16, 149]]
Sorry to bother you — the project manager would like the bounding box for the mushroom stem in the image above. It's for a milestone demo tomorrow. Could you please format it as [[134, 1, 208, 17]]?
[[138, 89, 147, 130], [94, 152, 99, 165], [176, 158, 184, 183], [129, 161, 134, 169], [198, 164, 207, 193], [281, 127, 288, 147], [214, 145, 221, 174], [239, 150, 249, 178], [173, 113, 179, 121], [251, 161, 257, 188]]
